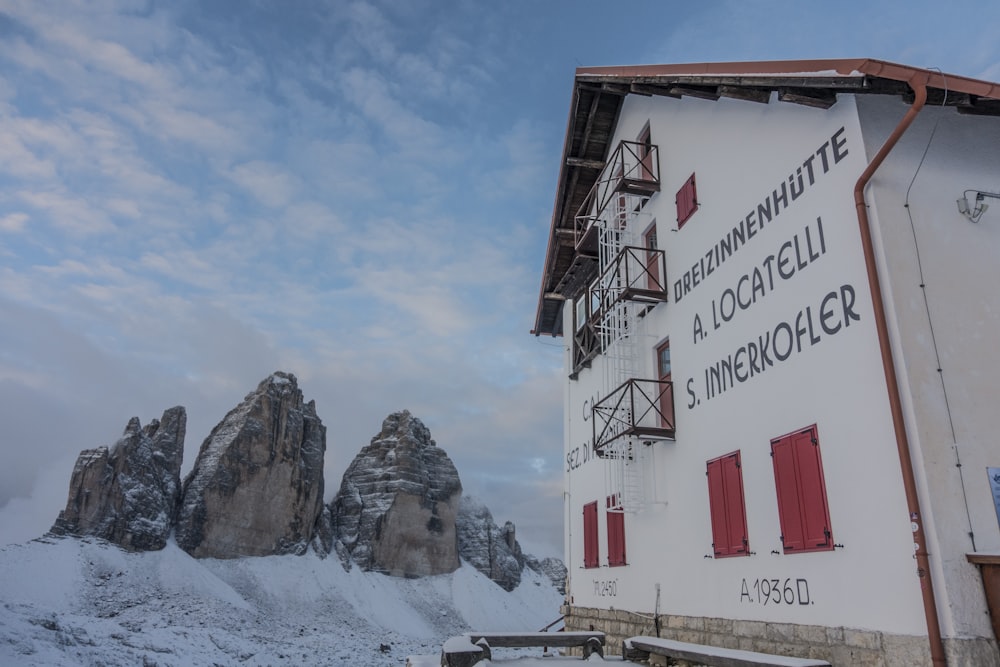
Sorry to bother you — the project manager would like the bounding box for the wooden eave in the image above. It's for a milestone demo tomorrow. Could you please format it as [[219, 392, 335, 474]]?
[[532, 58, 1000, 337]]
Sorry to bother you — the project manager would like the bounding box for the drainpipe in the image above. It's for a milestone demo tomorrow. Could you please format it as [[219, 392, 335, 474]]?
[[852, 75, 947, 666]]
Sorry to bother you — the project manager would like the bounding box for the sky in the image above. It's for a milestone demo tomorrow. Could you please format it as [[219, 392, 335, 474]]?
[[1, 0, 999, 559]]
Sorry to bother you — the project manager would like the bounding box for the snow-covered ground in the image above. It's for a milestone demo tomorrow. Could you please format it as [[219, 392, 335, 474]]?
[[0, 536, 566, 666]]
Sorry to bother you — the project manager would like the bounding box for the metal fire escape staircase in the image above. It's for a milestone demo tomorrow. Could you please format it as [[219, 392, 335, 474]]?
[[574, 140, 669, 514]]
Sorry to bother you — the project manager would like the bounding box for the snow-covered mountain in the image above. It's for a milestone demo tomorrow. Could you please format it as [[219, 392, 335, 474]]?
[[50, 373, 565, 594], [16, 373, 569, 665], [0, 535, 564, 666]]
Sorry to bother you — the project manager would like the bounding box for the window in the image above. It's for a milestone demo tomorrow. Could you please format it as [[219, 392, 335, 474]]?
[[643, 222, 662, 292], [589, 280, 601, 320], [583, 501, 599, 568], [607, 495, 626, 566], [615, 165, 628, 229], [676, 172, 698, 227], [771, 425, 834, 553], [706, 451, 749, 557], [656, 340, 674, 428], [575, 295, 587, 332], [637, 123, 654, 181]]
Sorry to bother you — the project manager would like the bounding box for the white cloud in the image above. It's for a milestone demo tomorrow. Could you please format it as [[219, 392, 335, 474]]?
[[0, 212, 29, 232], [227, 161, 301, 209], [17, 189, 117, 235]]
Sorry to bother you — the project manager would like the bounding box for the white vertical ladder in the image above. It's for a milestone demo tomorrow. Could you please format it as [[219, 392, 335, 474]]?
[[596, 194, 647, 513]]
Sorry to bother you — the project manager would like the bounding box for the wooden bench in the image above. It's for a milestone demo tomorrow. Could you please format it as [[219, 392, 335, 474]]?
[[441, 631, 605, 666], [624, 636, 831, 667]]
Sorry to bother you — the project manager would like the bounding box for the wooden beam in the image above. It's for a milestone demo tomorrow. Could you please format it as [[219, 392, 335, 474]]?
[[957, 98, 1000, 116], [566, 156, 605, 169], [669, 84, 721, 101], [578, 92, 601, 156], [600, 82, 630, 96], [630, 83, 682, 98], [777, 87, 837, 109], [718, 85, 771, 104], [554, 228, 576, 247]]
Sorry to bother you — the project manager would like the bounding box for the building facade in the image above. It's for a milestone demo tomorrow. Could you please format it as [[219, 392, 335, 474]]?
[[532, 60, 1000, 666]]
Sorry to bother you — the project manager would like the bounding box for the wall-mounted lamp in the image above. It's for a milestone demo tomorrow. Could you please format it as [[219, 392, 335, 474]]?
[[957, 189, 1000, 223]]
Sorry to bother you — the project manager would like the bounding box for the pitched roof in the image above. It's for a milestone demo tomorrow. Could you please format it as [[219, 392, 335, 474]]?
[[532, 58, 1000, 337]]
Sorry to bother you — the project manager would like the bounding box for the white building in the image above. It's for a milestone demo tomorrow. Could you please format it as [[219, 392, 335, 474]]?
[[532, 59, 1000, 666]]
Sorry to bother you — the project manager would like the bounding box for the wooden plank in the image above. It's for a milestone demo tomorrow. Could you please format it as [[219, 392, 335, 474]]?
[[627, 636, 830, 667]]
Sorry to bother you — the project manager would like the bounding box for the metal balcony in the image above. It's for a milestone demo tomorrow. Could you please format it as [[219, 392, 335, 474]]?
[[596, 245, 668, 304], [574, 139, 660, 254], [592, 379, 675, 454]]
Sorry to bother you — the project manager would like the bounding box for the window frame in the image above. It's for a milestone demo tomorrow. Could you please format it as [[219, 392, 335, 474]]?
[[637, 122, 654, 182], [655, 339, 674, 429], [643, 220, 662, 293]]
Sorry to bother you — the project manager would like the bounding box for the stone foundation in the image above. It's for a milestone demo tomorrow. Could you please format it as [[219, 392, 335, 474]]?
[[561, 604, 999, 666]]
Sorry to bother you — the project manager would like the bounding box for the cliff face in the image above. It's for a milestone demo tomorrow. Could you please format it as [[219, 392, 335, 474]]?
[[50, 407, 186, 552], [174, 372, 326, 558], [329, 410, 462, 577]]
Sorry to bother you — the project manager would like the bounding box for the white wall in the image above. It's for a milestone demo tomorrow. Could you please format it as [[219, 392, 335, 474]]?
[[859, 94, 1000, 639], [562, 91, 929, 635]]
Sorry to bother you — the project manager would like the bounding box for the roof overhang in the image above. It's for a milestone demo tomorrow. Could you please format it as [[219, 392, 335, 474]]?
[[531, 58, 1000, 337]]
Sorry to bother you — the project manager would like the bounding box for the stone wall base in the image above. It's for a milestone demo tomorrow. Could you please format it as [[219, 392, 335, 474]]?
[[561, 604, 1000, 666]]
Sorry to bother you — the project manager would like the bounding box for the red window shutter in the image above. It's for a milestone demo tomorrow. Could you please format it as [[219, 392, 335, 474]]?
[[676, 173, 698, 227], [792, 430, 833, 549], [771, 425, 833, 554], [583, 501, 599, 568], [771, 436, 805, 551], [706, 459, 729, 556], [606, 496, 626, 566], [722, 453, 749, 555], [707, 452, 749, 557]]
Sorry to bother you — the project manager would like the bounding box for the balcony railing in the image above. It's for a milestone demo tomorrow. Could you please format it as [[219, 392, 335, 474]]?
[[574, 139, 660, 254], [595, 245, 668, 305], [592, 379, 675, 454]]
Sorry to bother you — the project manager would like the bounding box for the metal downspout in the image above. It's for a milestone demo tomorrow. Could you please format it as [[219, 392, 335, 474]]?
[[852, 76, 947, 666]]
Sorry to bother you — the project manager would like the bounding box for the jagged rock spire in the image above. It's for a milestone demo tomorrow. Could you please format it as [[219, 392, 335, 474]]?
[[50, 406, 186, 552], [175, 372, 326, 558], [330, 410, 462, 577]]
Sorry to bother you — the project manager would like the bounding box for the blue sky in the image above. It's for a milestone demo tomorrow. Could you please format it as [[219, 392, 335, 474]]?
[[1, 0, 999, 557]]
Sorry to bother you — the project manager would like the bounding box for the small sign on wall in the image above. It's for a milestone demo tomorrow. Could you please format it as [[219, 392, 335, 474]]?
[[988, 468, 1000, 528]]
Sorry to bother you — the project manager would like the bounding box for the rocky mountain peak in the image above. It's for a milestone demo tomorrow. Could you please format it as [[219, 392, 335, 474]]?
[[174, 371, 326, 558], [330, 410, 462, 576], [50, 406, 186, 552]]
